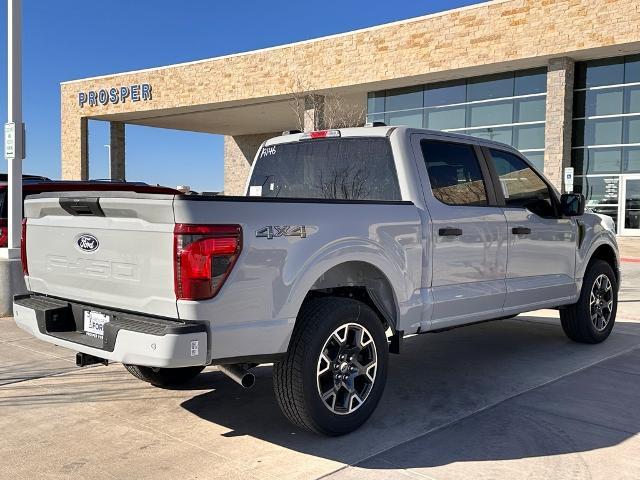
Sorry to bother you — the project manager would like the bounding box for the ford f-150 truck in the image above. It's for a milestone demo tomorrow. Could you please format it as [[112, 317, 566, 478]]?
[[13, 126, 620, 436]]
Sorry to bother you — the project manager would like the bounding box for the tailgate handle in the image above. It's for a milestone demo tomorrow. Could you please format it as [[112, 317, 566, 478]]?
[[59, 197, 105, 217]]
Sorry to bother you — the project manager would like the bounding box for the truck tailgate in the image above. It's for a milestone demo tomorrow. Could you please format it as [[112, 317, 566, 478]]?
[[23, 193, 178, 318]]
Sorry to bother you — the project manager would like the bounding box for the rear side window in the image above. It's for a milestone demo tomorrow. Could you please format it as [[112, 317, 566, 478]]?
[[420, 140, 488, 206], [488, 149, 556, 218], [248, 138, 401, 201]]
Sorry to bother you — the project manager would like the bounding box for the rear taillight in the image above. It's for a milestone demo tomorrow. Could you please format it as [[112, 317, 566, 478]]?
[[299, 129, 341, 139], [21, 219, 28, 275], [0, 220, 7, 248], [173, 224, 242, 301]]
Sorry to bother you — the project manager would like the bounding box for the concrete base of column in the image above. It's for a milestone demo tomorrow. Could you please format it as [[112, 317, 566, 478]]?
[[0, 252, 27, 317]]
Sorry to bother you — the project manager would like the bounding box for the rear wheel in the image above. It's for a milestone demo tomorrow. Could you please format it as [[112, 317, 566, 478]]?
[[560, 259, 617, 344], [273, 297, 388, 436], [124, 364, 204, 387]]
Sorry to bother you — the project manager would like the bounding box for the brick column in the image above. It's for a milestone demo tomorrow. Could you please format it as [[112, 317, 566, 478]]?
[[223, 132, 280, 195], [61, 116, 88, 180], [304, 94, 325, 132], [544, 57, 575, 191], [109, 121, 126, 181]]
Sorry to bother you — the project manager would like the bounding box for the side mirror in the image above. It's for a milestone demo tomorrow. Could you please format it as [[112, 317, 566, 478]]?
[[560, 193, 585, 217]]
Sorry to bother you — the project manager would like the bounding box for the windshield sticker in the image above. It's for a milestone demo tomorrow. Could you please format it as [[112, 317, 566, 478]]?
[[269, 183, 275, 191], [249, 185, 263, 197], [260, 146, 277, 158]]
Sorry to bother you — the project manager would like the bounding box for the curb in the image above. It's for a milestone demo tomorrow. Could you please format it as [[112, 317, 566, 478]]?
[[621, 257, 640, 263]]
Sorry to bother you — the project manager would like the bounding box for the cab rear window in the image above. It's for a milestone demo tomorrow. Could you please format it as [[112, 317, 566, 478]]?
[[248, 138, 402, 201]]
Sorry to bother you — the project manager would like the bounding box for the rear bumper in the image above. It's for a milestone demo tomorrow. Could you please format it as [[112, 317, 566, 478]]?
[[13, 294, 208, 368]]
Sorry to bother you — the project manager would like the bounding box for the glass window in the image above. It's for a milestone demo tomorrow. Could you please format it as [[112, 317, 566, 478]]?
[[575, 59, 624, 88], [514, 124, 545, 150], [466, 127, 512, 145], [367, 92, 385, 114], [624, 147, 640, 172], [573, 119, 586, 147], [587, 88, 624, 116], [489, 148, 556, 218], [467, 73, 514, 101], [573, 90, 586, 118], [420, 140, 488, 206], [385, 86, 423, 112], [625, 178, 640, 229], [624, 117, 640, 144], [523, 151, 545, 171], [424, 81, 466, 107], [248, 138, 401, 201], [425, 106, 466, 130], [366, 113, 385, 124], [572, 149, 586, 175], [586, 118, 623, 145], [385, 110, 423, 128], [514, 69, 547, 95], [587, 148, 622, 173], [625, 86, 640, 114], [624, 54, 640, 83], [575, 176, 619, 227], [467, 100, 513, 127], [515, 97, 546, 122]]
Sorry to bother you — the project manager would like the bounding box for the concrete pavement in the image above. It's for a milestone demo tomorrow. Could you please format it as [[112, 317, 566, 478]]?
[[0, 265, 639, 480]]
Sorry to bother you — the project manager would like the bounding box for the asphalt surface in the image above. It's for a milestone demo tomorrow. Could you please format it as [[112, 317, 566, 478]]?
[[1, 262, 639, 480]]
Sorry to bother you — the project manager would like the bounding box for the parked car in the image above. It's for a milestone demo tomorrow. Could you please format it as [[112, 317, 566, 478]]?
[[12, 126, 619, 435], [0, 175, 177, 247]]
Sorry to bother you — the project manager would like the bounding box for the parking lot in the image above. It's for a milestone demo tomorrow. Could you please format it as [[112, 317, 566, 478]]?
[[1, 262, 639, 480]]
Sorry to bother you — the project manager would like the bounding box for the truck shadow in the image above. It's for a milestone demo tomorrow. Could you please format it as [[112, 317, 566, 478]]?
[[181, 317, 640, 470]]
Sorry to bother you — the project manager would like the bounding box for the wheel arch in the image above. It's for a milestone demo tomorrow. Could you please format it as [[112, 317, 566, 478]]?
[[586, 243, 620, 284]]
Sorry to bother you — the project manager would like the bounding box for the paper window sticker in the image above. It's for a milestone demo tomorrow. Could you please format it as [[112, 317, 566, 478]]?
[[249, 185, 262, 196]]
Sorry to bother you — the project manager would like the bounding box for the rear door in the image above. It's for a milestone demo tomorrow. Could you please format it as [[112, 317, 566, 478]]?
[[24, 193, 178, 318], [484, 147, 577, 310], [412, 136, 507, 328]]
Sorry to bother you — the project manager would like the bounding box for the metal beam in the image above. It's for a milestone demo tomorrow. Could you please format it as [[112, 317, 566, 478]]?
[[6, 0, 24, 250]]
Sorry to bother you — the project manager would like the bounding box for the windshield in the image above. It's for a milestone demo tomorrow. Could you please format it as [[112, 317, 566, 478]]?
[[248, 137, 401, 201]]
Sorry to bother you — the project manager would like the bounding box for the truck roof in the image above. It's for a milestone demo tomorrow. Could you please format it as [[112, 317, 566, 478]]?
[[266, 125, 523, 155]]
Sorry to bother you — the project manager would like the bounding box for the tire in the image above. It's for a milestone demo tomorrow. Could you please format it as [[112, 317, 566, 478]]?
[[123, 364, 205, 387], [560, 259, 618, 344], [273, 297, 389, 436]]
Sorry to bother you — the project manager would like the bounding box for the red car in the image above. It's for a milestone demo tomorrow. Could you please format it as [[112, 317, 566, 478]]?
[[0, 174, 178, 247]]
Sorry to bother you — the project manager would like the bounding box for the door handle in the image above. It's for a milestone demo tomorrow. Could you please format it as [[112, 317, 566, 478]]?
[[512, 226, 531, 235], [439, 227, 463, 236]]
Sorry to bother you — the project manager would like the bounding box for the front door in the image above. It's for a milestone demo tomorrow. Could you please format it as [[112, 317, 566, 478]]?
[[620, 175, 640, 236], [412, 136, 507, 328], [485, 148, 578, 311]]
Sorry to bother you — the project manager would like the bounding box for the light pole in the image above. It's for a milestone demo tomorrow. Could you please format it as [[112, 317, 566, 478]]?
[[104, 144, 111, 179], [5, 0, 24, 251]]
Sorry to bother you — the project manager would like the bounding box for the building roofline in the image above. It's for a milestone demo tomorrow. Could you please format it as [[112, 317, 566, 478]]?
[[61, 0, 507, 86]]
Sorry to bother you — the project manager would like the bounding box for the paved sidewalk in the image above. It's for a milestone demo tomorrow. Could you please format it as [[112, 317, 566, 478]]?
[[618, 236, 640, 261], [0, 265, 638, 480]]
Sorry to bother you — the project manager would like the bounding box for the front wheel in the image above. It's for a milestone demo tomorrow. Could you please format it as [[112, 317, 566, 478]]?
[[273, 297, 389, 436], [124, 364, 205, 387], [560, 259, 617, 344]]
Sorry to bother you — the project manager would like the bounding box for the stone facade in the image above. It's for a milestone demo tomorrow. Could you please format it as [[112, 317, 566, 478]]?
[[224, 133, 279, 196], [544, 57, 575, 190], [59, 0, 640, 191], [109, 122, 126, 181]]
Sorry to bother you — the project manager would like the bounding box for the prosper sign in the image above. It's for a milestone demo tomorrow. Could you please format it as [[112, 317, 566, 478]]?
[[78, 83, 152, 108]]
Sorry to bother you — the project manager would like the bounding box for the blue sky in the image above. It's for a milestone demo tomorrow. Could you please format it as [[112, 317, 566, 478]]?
[[1, 0, 481, 192]]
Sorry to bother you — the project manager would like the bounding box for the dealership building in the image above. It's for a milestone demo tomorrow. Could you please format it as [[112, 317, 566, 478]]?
[[60, 0, 640, 235]]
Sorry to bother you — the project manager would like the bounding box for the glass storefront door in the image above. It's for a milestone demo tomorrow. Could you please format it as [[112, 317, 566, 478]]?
[[621, 175, 640, 236]]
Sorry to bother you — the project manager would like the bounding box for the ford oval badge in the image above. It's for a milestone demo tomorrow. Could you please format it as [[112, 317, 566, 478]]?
[[77, 234, 99, 252]]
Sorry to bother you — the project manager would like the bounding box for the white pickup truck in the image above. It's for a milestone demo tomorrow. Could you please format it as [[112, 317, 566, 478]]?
[[14, 126, 620, 435]]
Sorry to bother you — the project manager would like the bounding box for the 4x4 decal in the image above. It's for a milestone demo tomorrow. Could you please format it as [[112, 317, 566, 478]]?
[[255, 225, 307, 240]]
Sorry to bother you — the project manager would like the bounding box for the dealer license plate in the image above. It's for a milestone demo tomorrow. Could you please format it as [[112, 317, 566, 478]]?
[[83, 310, 110, 339]]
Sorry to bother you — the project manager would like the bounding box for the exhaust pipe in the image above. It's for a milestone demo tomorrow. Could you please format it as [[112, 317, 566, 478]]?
[[76, 352, 108, 367], [218, 364, 255, 388]]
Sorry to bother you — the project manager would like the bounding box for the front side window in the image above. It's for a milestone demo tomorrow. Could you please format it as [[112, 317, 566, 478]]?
[[489, 149, 556, 218], [248, 138, 401, 201], [420, 140, 488, 206]]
